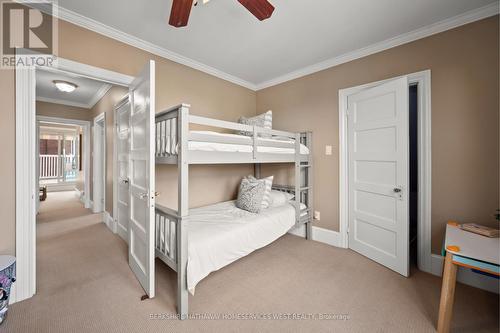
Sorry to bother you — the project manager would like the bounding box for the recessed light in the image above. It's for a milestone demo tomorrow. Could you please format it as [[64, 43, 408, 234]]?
[[53, 80, 78, 93]]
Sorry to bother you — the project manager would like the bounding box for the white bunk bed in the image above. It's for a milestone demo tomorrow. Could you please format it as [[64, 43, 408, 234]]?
[[154, 104, 313, 318]]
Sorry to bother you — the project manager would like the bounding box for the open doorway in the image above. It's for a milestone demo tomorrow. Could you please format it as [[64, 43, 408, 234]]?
[[338, 70, 432, 277], [25, 63, 132, 301], [93, 113, 106, 213]]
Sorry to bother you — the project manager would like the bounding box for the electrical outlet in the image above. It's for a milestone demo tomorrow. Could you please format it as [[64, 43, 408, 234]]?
[[314, 211, 321, 220], [325, 145, 332, 155]]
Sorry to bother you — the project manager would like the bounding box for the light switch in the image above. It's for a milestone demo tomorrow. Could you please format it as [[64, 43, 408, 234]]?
[[325, 145, 333, 155]]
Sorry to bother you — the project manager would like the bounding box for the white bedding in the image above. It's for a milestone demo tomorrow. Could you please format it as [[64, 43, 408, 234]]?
[[185, 200, 301, 294], [161, 130, 309, 155]]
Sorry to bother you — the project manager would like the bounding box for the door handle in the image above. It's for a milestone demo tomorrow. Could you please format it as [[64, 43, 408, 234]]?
[[154, 192, 160, 197], [139, 192, 148, 200], [393, 188, 402, 193], [120, 177, 129, 185]]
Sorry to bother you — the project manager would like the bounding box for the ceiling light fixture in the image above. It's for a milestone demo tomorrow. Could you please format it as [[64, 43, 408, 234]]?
[[53, 80, 78, 93]]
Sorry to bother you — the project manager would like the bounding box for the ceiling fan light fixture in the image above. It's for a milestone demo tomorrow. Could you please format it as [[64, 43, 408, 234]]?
[[169, 0, 194, 27], [53, 80, 78, 93], [237, 0, 274, 21]]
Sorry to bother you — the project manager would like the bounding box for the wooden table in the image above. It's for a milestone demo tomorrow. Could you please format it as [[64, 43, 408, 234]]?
[[437, 221, 500, 333]]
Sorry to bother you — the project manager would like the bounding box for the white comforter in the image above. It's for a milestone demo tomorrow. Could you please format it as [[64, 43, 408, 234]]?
[[159, 130, 310, 155], [188, 131, 310, 154], [186, 201, 296, 294]]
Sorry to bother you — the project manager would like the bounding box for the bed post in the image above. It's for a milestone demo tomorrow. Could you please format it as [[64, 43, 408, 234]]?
[[254, 164, 261, 178], [177, 104, 189, 319], [294, 134, 301, 226], [305, 131, 313, 240]]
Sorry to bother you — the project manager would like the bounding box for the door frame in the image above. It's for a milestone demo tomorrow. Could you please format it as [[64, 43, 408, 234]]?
[[37, 116, 91, 206], [14, 52, 134, 303], [93, 113, 106, 213], [338, 70, 432, 273]]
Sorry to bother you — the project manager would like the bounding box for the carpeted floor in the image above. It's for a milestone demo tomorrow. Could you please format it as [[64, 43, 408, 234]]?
[[3, 191, 498, 332]]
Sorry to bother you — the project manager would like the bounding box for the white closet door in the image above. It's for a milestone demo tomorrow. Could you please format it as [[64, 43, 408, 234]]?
[[348, 77, 409, 276], [128, 60, 156, 297], [115, 98, 131, 242]]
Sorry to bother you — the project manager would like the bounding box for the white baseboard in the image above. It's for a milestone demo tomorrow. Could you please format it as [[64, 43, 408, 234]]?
[[74, 187, 86, 205], [288, 224, 341, 247], [103, 211, 116, 233], [430, 254, 499, 294], [290, 227, 498, 294]]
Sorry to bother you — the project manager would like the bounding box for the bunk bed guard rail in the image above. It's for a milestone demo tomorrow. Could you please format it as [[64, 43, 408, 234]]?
[[154, 104, 310, 164], [154, 203, 179, 272]]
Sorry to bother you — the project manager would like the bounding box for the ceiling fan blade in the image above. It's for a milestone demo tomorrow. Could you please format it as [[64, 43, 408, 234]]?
[[169, 0, 194, 27], [237, 0, 275, 21]]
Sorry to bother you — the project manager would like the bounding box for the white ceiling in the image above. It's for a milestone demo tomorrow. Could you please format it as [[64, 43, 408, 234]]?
[[36, 69, 112, 109], [52, 0, 498, 88]]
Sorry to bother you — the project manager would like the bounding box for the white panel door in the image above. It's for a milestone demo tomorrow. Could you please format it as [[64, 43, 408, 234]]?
[[348, 77, 409, 276], [128, 60, 156, 297], [115, 98, 131, 242]]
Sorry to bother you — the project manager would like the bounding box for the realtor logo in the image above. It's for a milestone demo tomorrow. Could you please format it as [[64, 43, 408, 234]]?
[[1, 1, 58, 68]]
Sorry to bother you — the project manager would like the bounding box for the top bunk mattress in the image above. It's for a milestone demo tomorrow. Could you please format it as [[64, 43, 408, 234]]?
[[159, 130, 310, 155]]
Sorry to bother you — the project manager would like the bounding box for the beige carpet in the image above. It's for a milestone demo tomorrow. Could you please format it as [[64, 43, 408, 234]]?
[[3, 191, 498, 332]]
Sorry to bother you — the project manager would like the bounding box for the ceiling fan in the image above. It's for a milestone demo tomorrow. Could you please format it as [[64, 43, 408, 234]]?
[[169, 0, 275, 27]]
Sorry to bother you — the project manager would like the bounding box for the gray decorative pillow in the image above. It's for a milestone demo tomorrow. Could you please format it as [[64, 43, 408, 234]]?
[[236, 178, 266, 213], [246, 175, 273, 209], [237, 110, 272, 138]]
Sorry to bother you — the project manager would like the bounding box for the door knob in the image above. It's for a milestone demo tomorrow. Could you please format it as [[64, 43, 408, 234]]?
[[393, 188, 402, 193], [154, 192, 160, 197]]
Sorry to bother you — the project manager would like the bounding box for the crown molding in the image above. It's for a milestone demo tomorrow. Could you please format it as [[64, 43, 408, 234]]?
[[255, 2, 500, 90], [18, 1, 499, 92], [36, 95, 91, 109], [46, 2, 257, 90], [88, 83, 112, 109]]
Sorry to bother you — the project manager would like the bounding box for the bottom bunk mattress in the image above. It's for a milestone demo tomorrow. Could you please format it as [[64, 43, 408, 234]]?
[[185, 200, 297, 294]]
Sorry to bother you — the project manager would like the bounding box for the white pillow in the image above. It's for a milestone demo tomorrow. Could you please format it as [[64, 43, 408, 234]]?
[[237, 111, 272, 138], [246, 175, 273, 209], [269, 190, 294, 208]]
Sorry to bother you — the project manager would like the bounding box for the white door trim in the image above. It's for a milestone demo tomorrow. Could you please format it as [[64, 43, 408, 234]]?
[[338, 70, 432, 273], [93, 113, 106, 213], [37, 115, 91, 209], [14, 52, 134, 303]]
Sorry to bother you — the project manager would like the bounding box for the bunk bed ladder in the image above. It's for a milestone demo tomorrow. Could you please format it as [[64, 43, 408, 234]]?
[[295, 132, 313, 240]]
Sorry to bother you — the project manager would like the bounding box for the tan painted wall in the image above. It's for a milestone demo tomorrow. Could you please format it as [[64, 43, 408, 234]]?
[[36, 101, 92, 121], [0, 68, 15, 255], [257, 16, 500, 253], [0, 18, 255, 255]]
